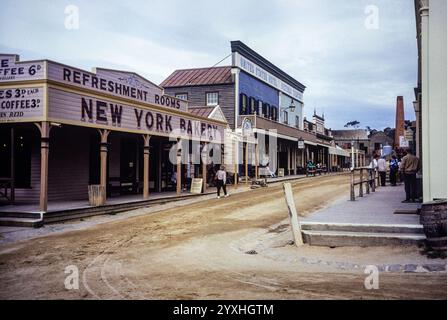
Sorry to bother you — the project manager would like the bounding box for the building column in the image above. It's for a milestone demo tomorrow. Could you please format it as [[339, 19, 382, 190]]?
[[245, 142, 249, 184], [177, 140, 182, 195], [202, 143, 207, 193], [142, 134, 151, 199], [234, 139, 238, 189], [35, 122, 51, 212], [420, 0, 430, 202], [98, 129, 110, 204], [255, 143, 259, 180], [287, 146, 291, 175]]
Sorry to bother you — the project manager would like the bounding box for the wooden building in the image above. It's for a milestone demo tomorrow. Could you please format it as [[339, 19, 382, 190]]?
[[0, 54, 228, 212]]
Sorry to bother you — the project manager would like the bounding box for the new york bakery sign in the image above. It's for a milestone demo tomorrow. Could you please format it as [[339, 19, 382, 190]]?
[[0, 54, 223, 141]]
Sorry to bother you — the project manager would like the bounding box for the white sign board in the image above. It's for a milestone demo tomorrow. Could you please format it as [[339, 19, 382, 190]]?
[[47, 62, 188, 112], [47, 87, 223, 141], [190, 178, 203, 194], [399, 136, 409, 148], [233, 52, 304, 102], [0, 55, 44, 82], [0, 87, 44, 122]]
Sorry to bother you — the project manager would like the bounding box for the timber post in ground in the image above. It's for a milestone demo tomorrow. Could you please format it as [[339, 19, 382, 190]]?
[[350, 169, 355, 201], [359, 168, 364, 197], [283, 183, 304, 246]]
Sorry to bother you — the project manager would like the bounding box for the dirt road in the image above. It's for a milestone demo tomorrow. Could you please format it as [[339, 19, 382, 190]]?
[[0, 174, 446, 300]]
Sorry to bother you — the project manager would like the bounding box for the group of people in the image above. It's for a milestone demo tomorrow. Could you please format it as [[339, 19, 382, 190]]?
[[370, 149, 420, 203]]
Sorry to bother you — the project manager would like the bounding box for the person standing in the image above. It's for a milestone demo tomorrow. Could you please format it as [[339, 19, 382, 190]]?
[[377, 156, 387, 187], [389, 155, 399, 186], [399, 149, 420, 203], [368, 154, 379, 188], [216, 165, 229, 199]]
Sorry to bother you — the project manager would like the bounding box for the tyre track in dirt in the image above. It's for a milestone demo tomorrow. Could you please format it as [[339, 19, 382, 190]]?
[[4, 174, 409, 300]]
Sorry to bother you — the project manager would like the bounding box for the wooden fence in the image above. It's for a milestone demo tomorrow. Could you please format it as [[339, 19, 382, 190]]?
[[350, 167, 380, 201]]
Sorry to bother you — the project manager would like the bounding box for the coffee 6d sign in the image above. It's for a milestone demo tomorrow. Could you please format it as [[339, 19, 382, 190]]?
[[0, 55, 44, 82]]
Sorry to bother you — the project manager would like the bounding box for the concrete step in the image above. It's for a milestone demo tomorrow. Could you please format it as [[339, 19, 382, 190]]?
[[301, 222, 424, 234], [394, 208, 420, 215], [302, 230, 426, 247], [0, 211, 42, 219], [0, 217, 43, 228]]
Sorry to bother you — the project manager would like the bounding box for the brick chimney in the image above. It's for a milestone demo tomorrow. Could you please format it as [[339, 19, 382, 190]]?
[[394, 96, 405, 148]]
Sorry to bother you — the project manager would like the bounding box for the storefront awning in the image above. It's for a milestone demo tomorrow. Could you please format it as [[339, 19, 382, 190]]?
[[329, 146, 351, 157]]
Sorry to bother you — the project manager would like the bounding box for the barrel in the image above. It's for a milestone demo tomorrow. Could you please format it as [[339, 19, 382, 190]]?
[[420, 200, 447, 254], [88, 185, 106, 207]]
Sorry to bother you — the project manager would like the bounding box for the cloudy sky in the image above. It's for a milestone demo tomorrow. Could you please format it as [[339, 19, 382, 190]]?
[[0, 0, 417, 130]]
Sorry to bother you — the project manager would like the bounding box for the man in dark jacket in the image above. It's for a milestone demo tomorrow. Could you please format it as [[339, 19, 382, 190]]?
[[399, 149, 420, 203]]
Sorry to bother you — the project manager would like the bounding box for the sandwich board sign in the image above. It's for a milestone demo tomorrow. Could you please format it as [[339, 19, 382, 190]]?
[[190, 178, 203, 194]]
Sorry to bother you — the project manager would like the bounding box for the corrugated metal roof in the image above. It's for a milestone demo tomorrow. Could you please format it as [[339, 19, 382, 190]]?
[[188, 106, 215, 118], [161, 66, 233, 87]]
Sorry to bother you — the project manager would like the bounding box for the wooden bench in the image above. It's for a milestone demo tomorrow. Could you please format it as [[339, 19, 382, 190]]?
[[108, 177, 138, 196]]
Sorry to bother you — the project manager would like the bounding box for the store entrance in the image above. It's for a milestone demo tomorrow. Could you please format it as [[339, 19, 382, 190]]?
[[160, 142, 176, 192], [119, 138, 138, 194]]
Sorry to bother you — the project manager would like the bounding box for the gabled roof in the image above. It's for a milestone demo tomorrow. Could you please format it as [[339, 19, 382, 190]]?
[[161, 66, 233, 88], [188, 106, 228, 124], [188, 106, 215, 118]]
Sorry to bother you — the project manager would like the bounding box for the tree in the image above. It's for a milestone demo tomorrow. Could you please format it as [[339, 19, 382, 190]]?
[[344, 121, 360, 128], [366, 126, 378, 135]]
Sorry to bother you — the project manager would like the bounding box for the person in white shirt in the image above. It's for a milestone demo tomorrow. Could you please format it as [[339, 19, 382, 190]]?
[[368, 154, 379, 188], [216, 165, 229, 199], [377, 156, 387, 186]]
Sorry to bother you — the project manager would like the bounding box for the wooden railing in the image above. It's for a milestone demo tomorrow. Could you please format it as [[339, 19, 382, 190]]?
[[350, 167, 379, 201]]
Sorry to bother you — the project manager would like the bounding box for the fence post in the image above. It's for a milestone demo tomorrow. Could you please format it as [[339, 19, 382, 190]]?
[[366, 169, 370, 195], [359, 168, 364, 197], [350, 169, 355, 201], [283, 183, 304, 246], [375, 169, 380, 189], [372, 169, 376, 192]]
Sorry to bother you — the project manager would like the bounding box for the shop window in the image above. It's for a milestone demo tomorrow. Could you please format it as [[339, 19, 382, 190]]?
[[175, 93, 188, 101], [271, 106, 278, 121], [206, 92, 219, 106], [263, 103, 270, 118], [257, 100, 262, 116], [239, 93, 248, 115], [284, 111, 289, 125], [0, 127, 32, 188], [249, 97, 257, 115]]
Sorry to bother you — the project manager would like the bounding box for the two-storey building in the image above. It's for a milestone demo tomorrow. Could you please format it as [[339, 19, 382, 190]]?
[[162, 41, 338, 178]]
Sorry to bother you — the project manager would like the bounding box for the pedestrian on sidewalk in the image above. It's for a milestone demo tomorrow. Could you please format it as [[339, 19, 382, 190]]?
[[377, 156, 387, 186], [399, 149, 420, 203], [389, 155, 399, 186], [216, 165, 229, 199], [368, 154, 379, 188]]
